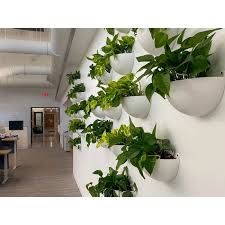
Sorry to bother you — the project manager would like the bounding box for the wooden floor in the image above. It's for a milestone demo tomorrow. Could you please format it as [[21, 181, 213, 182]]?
[[0, 136, 81, 197]]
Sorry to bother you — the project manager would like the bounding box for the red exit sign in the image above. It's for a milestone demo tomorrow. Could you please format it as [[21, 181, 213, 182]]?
[[42, 92, 49, 97]]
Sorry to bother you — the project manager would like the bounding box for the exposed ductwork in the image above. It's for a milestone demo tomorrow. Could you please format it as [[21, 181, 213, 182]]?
[[0, 29, 60, 56], [0, 75, 53, 88], [0, 65, 51, 77]]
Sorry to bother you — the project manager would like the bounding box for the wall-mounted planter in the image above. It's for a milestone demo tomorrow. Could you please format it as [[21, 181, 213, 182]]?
[[76, 129, 85, 136], [137, 28, 177, 55], [122, 96, 150, 118], [110, 53, 134, 75], [92, 106, 105, 119], [70, 98, 78, 104], [76, 92, 86, 100], [116, 28, 131, 34], [98, 71, 112, 85], [146, 153, 180, 182], [111, 145, 123, 157], [167, 77, 225, 117], [104, 105, 122, 120]]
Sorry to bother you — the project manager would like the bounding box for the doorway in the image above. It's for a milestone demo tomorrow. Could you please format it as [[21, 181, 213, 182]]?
[[31, 107, 60, 148]]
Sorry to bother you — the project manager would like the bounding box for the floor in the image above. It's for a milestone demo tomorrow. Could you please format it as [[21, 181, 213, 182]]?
[[0, 136, 81, 197]]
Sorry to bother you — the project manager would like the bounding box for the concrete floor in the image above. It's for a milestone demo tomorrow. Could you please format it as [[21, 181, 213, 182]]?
[[0, 136, 81, 197]]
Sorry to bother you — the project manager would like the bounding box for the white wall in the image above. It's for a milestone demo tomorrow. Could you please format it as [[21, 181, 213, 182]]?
[[60, 28, 225, 196], [0, 88, 59, 146]]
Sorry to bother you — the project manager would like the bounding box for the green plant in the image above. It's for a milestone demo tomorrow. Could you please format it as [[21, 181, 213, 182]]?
[[83, 119, 113, 147], [102, 34, 135, 57], [86, 166, 137, 197], [68, 118, 85, 132], [65, 100, 91, 119], [67, 83, 86, 99], [67, 70, 81, 85], [99, 118, 175, 179], [69, 137, 81, 148], [97, 73, 143, 110], [87, 52, 111, 79], [105, 28, 138, 36], [137, 28, 220, 101], [97, 124, 133, 148]]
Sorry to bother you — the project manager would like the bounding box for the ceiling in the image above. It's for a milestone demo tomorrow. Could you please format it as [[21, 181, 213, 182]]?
[[0, 28, 98, 101]]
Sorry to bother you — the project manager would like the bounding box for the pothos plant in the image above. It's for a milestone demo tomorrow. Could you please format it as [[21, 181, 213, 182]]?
[[68, 118, 85, 132], [97, 73, 143, 110], [99, 118, 175, 179], [69, 137, 81, 148], [87, 52, 111, 80], [67, 70, 81, 85], [65, 100, 90, 119], [105, 28, 138, 36], [83, 119, 113, 147], [67, 83, 86, 99], [136, 28, 220, 101], [102, 33, 135, 58], [86, 166, 137, 197]]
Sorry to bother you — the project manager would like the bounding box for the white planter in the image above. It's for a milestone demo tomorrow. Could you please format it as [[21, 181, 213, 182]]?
[[111, 145, 123, 157], [98, 71, 112, 85], [92, 106, 105, 119], [110, 53, 134, 75], [76, 92, 86, 100], [167, 77, 225, 117], [116, 28, 131, 34], [101, 143, 109, 149], [77, 129, 85, 136], [147, 153, 180, 182], [137, 28, 178, 55], [104, 105, 122, 120], [70, 98, 78, 104], [122, 96, 150, 118]]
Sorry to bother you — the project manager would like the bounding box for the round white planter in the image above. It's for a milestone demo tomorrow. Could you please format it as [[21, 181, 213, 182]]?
[[137, 28, 178, 55], [122, 96, 150, 118], [167, 77, 225, 117], [76, 129, 85, 136], [76, 92, 86, 100], [98, 71, 112, 85], [104, 105, 122, 120], [116, 28, 131, 34], [146, 153, 180, 182], [111, 145, 123, 157], [110, 53, 134, 75], [92, 106, 105, 119]]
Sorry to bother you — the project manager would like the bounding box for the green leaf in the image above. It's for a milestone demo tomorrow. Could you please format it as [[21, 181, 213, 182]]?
[[93, 170, 103, 177], [122, 191, 133, 197], [177, 29, 186, 44], [152, 73, 171, 97], [181, 28, 220, 49], [145, 83, 155, 102], [144, 155, 158, 175], [136, 54, 154, 62], [106, 28, 114, 36], [154, 32, 168, 48], [190, 55, 209, 75]]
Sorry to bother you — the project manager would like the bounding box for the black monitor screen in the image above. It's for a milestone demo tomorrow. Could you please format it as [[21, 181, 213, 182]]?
[[9, 121, 23, 130]]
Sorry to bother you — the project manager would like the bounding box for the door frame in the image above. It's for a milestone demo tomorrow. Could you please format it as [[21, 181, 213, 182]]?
[[30, 107, 60, 145]]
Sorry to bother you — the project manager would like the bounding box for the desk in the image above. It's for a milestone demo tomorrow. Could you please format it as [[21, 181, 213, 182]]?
[[1, 137, 18, 170], [0, 149, 11, 184]]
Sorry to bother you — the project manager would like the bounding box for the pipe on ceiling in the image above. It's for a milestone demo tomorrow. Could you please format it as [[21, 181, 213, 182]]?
[[0, 75, 53, 88], [0, 29, 60, 55], [0, 65, 51, 77]]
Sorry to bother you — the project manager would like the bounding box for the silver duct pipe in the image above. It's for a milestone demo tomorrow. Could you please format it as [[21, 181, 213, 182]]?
[[0, 75, 53, 88], [0, 65, 51, 77], [0, 29, 59, 55]]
